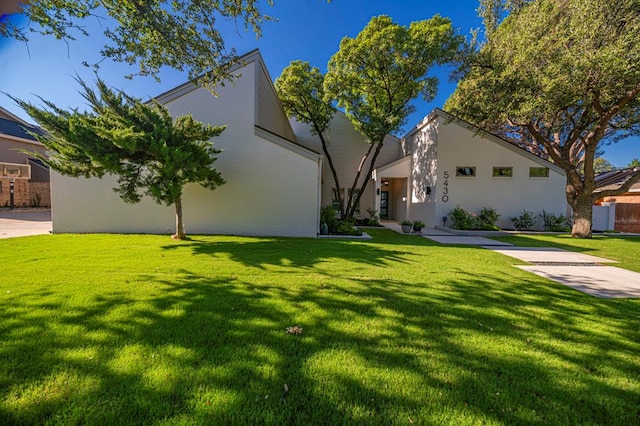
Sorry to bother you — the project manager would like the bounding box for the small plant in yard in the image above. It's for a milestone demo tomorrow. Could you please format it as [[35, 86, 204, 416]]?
[[335, 219, 362, 236], [541, 210, 571, 232], [448, 205, 478, 230], [412, 220, 425, 233], [510, 210, 536, 231], [478, 207, 501, 230], [320, 205, 339, 233], [365, 207, 381, 226]]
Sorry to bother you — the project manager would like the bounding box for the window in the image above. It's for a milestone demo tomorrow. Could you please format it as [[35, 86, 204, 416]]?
[[492, 167, 513, 178], [331, 188, 345, 211], [529, 167, 549, 178], [456, 166, 476, 177]]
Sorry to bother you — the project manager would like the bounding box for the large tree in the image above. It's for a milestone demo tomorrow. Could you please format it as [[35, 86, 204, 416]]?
[[446, 0, 640, 238], [11, 77, 225, 239], [0, 0, 278, 88], [323, 14, 461, 219], [275, 61, 346, 217]]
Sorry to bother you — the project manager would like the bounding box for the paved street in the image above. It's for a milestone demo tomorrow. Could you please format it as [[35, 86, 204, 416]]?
[[0, 209, 52, 239]]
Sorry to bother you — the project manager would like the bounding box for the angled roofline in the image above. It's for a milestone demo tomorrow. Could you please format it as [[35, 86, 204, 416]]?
[[254, 125, 321, 161], [0, 106, 31, 126], [403, 108, 565, 176], [153, 49, 262, 104], [375, 154, 410, 174]]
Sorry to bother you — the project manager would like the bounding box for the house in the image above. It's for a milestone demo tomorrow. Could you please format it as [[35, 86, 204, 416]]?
[[51, 50, 323, 237], [593, 168, 640, 232], [371, 109, 567, 229], [0, 106, 50, 208], [49, 50, 567, 236]]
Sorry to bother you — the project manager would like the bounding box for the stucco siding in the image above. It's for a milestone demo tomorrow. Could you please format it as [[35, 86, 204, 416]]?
[[429, 116, 567, 229], [255, 59, 296, 141], [292, 113, 403, 217], [51, 60, 321, 237]]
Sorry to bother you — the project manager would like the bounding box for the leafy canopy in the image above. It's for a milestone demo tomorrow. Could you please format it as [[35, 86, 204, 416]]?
[[445, 0, 640, 237], [325, 14, 461, 142], [0, 0, 277, 88]]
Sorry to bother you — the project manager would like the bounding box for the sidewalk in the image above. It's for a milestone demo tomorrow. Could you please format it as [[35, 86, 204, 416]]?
[[0, 209, 52, 239], [380, 221, 640, 298]]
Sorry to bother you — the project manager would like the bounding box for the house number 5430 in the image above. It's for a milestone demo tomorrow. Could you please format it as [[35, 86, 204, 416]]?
[[442, 171, 449, 202]]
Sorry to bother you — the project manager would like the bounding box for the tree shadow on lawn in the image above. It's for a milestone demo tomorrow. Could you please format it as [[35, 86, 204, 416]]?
[[1, 239, 640, 423], [492, 234, 640, 254]]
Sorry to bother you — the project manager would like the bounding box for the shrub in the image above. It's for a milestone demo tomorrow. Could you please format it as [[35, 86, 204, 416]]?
[[510, 210, 536, 231], [320, 205, 338, 233], [336, 219, 362, 236], [541, 210, 571, 232], [448, 206, 478, 230], [365, 208, 380, 226], [478, 207, 500, 228]]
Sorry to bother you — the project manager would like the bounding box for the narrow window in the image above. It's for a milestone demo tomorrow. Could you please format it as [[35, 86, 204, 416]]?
[[456, 166, 476, 177], [529, 167, 549, 178], [332, 188, 345, 211], [492, 167, 513, 177]]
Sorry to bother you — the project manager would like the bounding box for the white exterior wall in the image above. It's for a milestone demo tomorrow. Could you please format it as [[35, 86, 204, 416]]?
[[292, 113, 403, 217], [427, 116, 567, 229], [51, 59, 321, 237]]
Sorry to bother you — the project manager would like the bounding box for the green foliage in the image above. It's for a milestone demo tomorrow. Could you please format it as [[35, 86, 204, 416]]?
[[365, 207, 380, 226], [320, 205, 338, 233], [448, 206, 478, 230], [12, 77, 225, 238], [593, 157, 616, 174], [275, 61, 345, 217], [510, 210, 536, 231], [0, 0, 280, 89], [2, 232, 640, 424], [627, 158, 640, 169], [478, 206, 500, 227], [541, 210, 571, 232], [324, 14, 462, 219], [335, 219, 362, 236], [412, 220, 425, 232], [446, 0, 640, 237]]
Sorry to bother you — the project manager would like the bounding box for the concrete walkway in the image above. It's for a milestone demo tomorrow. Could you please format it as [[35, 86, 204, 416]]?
[[380, 221, 640, 298], [0, 209, 52, 239]]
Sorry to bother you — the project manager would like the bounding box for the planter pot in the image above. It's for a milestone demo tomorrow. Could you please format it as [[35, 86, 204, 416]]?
[[401, 224, 413, 233], [413, 226, 422, 234]]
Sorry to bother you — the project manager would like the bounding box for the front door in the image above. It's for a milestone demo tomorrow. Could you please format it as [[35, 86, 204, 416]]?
[[380, 191, 390, 219]]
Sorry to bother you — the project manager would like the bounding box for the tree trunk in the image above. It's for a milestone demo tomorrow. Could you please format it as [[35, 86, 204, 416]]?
[[570, 196, 593, 238], [173, 197, 186, 240]]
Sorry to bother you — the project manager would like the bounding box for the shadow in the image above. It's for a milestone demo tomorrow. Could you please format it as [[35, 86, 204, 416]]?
[[1, 233, 639, 424]]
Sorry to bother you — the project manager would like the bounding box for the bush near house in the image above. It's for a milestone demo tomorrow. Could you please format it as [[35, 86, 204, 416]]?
[[541, 210, 571, 232], [320, 205, 362, 236], [510, 210, 537, 231], [448, 206, 500, 230]]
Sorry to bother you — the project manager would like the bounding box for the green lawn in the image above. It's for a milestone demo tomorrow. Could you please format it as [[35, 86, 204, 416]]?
[[492, 234, 640, 273], [1, 230, 639, 425]]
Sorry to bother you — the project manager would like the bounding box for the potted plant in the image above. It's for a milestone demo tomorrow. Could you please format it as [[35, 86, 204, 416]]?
[[401, 220, 413, 233], [412, 220, 425, 234]]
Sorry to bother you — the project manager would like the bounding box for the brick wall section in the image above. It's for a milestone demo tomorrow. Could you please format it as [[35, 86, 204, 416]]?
[[599, 194, 640, 203], [0, 178, 51, 207]]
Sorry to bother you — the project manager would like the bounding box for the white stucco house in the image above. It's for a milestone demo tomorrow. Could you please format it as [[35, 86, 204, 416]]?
[[49, 50, 567, 236], [373, 109, 567, 229]]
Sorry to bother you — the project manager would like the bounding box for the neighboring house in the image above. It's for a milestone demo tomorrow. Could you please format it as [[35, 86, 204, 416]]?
[[0, 106, 50, 208], [51, 50, 323, 237], [50, 50, 568, 236], [371, 109, 567, 229], [594, 168, 640, 232]]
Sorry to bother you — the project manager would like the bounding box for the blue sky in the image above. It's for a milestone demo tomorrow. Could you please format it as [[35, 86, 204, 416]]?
[[0, 0, 637, 167]]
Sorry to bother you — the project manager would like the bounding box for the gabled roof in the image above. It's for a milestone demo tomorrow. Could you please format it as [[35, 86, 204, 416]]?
[[595, 168, 640, 192], [404, 108, 565, 175], [0, 116, 44, 142]]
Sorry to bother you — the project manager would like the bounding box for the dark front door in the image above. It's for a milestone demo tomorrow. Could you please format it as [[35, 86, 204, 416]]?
[[380, 191, 389, 219]]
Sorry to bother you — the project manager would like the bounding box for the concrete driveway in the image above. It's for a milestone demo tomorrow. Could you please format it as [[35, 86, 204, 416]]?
[[0, 209, 52, 239]]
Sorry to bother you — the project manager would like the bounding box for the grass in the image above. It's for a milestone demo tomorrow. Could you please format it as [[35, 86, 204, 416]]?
[[1, 229, 639, 425], [492, 234, 640, 272]]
